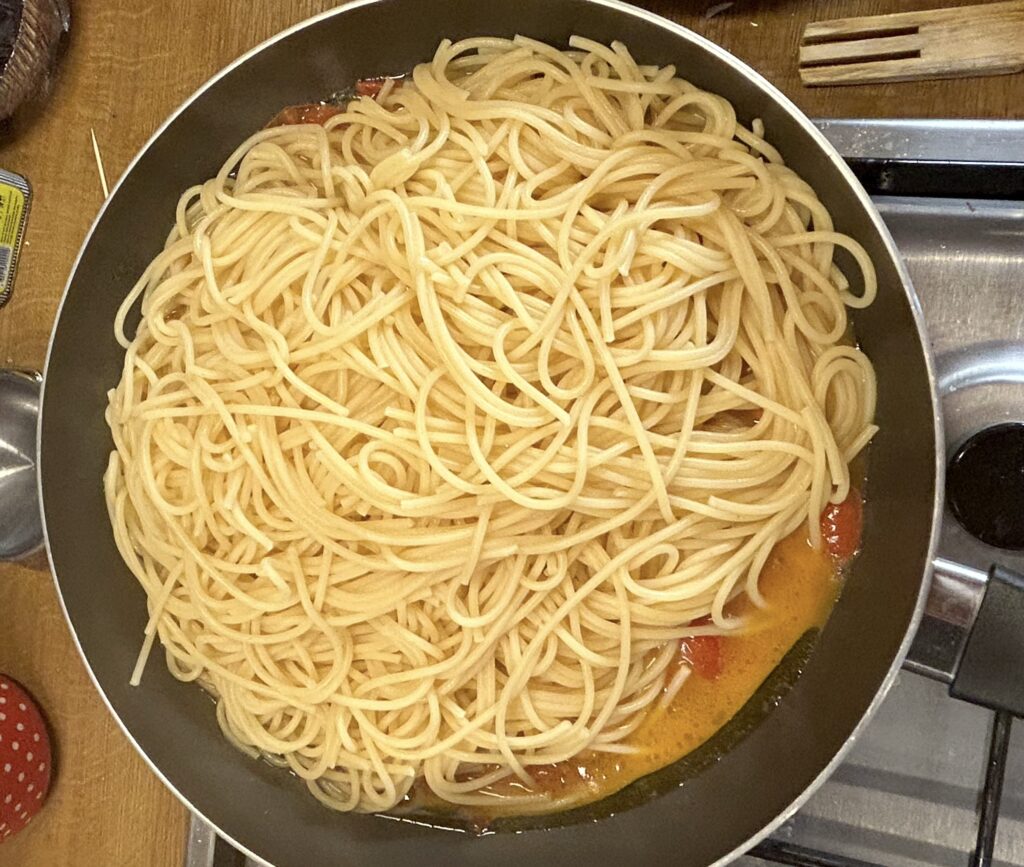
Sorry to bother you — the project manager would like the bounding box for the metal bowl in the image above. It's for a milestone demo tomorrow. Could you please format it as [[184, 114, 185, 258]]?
[[0, 368, 42, 561]]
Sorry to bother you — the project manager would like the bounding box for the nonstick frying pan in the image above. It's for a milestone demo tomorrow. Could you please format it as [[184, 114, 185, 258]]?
[[2, 1, 1022, 864]]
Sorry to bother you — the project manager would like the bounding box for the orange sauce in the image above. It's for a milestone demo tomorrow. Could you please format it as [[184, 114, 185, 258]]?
[[631, 527, 842, 778], [394, 491, 863, 826], [473, 529, 839, 816]]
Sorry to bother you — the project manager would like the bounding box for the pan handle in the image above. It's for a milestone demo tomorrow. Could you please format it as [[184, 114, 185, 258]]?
[[906, 557, 1024, 716], [0, 368, 46, 567]]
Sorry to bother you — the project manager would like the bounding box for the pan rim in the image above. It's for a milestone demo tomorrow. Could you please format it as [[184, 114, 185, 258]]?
[[38, 1, 945, 864]]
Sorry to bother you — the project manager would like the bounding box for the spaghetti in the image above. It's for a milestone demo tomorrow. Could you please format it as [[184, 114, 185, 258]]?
[[104, 36, 878, 814]]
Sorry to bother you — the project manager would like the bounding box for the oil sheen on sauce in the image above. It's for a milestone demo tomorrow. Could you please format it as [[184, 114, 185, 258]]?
[[409, 491, 863, 825]]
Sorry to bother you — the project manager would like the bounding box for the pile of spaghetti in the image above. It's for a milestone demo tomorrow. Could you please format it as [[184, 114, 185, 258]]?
[[104, 36, 877, 813]]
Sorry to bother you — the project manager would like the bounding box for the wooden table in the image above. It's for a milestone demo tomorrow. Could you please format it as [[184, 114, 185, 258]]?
[[0, 1, 1019, 864]]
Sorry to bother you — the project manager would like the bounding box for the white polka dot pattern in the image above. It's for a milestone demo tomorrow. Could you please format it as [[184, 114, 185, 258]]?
[[0, 675, 51, 844]]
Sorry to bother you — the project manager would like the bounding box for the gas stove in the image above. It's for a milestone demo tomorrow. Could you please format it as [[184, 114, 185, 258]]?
[[184, 118, 1024, 867]]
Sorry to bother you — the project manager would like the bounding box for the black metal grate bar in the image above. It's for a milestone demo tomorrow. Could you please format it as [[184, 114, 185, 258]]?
[[971, 710, 1014, 867], [845, 158, 1024, 200], [750, 839, 885, 867]]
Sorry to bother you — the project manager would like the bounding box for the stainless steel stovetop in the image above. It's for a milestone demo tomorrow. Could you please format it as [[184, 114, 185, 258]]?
[[186, 118, 1024, 867]]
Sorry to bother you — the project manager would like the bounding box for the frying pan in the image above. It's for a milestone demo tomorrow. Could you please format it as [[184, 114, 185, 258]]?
[[2, 1, 1022, 864]]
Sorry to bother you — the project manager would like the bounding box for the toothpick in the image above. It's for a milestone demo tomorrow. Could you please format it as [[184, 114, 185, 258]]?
[[90, 127, 110, 199]]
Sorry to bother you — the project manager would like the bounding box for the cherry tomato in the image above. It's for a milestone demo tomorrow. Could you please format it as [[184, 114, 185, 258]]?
[[680, 635, 723, 680], [356, 78, 386, 97], [267, 103, 343, 127], [821, 490, 864, 563], [355, 76, 403, 98]]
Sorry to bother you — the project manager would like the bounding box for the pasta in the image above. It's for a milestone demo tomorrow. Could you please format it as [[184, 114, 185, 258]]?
[[103, 35, 877, 815]]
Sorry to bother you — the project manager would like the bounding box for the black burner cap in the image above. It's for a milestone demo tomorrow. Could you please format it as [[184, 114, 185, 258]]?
[[947, 423, 1024, 550]]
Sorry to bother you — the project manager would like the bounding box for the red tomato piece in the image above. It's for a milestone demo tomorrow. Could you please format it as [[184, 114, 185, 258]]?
[[356, 77, 385, 97], [355, 76, 402, 98], [267, 103, 343, 127], [680, 635, 723, 680], [820, 490, 864, 563]]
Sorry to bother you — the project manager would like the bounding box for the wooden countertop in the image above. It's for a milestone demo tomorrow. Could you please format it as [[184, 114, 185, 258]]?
[[0, 1, 1019, 865]]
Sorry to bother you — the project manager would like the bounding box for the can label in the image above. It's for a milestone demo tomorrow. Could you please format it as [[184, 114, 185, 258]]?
[[0, 169, 32, 309]]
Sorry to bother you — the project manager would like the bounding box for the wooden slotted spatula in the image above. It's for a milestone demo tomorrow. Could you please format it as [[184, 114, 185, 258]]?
[[799, 0, 1024, 86]]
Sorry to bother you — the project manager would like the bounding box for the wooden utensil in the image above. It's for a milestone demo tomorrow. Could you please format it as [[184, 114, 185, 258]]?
[[799, 0, 1024, 86]]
